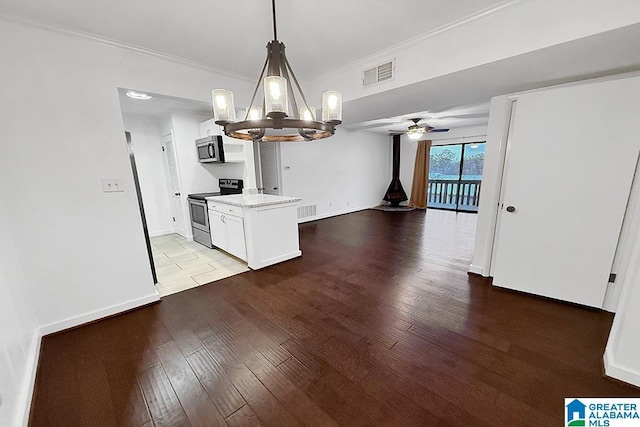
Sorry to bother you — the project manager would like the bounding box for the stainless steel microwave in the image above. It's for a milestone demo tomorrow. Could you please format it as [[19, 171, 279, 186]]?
[[195, 135, 225, 163]]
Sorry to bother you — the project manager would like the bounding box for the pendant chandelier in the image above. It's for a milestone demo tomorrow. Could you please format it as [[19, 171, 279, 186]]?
[[212, 0, 342, 142]]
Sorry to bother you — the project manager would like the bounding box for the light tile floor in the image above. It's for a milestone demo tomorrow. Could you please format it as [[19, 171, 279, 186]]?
[[151, 233, 249, 297]]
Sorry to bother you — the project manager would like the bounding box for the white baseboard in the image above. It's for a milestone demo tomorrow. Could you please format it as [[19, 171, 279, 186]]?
[[468, 263, 485, 276], [604, 348, 640, 388], [16, 330, 42, 427], [149, 228, 175, 238], [39, 292, 160, 336], [16, 292, 160, 425], [297, 205, 371, 224], [249, 250, 302, 270]]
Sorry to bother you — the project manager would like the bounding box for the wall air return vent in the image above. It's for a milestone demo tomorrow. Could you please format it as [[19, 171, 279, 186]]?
[[363, 60, 395, 87], [297, 204, 317, 219]]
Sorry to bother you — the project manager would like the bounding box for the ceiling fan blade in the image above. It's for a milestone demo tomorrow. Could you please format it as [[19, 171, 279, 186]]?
[[426, 128, 449, 133]]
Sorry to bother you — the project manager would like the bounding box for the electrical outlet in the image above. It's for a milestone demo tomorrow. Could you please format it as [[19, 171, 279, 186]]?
[[101, 177, 124, 193]]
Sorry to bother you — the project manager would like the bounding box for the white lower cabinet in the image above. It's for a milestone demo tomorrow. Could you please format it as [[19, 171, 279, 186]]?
[[224, 214, 246, 260], [207, 197, 301, 270], [209, 210, 226, 250], [208, 209, 247, 261]]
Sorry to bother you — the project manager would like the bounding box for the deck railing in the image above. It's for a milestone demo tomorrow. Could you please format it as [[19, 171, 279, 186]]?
[[427, 179, 482, 210]]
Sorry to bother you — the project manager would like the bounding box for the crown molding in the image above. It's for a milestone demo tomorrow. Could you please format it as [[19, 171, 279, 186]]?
[[0, 12, 255, 83], [305, 0, 525, 85]]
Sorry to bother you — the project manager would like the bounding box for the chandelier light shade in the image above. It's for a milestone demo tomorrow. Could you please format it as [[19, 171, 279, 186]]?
[[246, 106, 263, 121], [245, 106, 263, 132], [322, 91, 343, 123], [299, 105, 316, 121], [211, 89, 236, 122], [212, 0, 342, 142], [264, 75, 289, 115]]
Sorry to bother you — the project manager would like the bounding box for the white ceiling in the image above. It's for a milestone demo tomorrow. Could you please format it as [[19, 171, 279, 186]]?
[[346, 102, 491, 134], [118, 89, 212, 118], [0, 0, 508, 81], [5, 1, 640, 134], [344, 22, 640, 130]]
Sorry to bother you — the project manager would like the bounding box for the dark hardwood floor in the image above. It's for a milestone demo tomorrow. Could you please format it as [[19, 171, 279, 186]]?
[[31, 209, 639, 426]]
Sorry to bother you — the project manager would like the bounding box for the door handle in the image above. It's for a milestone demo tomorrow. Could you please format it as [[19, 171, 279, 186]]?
[[273, 187, 278, 190], [506, 206, 516, 213], [174, 193, 181, 196]]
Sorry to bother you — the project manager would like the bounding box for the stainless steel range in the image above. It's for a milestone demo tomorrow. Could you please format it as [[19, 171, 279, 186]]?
[[188, 179, 243, 248]]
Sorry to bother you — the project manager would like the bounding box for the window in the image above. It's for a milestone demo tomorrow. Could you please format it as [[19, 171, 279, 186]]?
[[427, 142, 486, 212]]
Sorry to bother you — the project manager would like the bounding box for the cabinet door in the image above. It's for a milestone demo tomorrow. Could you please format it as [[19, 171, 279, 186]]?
[[224, 214, 247, 260], [208, 210, 227, 250]]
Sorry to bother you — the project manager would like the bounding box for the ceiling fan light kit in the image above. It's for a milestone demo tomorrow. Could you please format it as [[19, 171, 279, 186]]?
[[212, 0, 342, 143], [403, 118, 449, 139], [406, 118, 426, 140], [406, 126, 426, 140]]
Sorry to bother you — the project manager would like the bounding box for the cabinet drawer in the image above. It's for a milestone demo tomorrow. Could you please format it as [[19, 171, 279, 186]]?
[[208, 202, 244, 218]]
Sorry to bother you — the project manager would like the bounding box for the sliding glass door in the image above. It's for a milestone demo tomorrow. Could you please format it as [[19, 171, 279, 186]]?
[[427, 142, 486, 212]]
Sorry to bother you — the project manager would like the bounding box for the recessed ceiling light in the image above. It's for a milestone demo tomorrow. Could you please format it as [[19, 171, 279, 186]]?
[[125, 91, 152, 100]]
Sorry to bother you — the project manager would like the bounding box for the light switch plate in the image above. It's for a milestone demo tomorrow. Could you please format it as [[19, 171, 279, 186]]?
[[101, 177, 124, 192]]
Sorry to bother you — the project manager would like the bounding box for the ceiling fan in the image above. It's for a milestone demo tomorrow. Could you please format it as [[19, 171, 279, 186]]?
[[404, 118, 449, 140]]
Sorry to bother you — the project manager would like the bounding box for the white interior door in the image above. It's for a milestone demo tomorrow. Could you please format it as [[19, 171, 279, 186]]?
[[260, 142, 281, 195], [161, 132, 186, 238], [491, 76, 640, 308]]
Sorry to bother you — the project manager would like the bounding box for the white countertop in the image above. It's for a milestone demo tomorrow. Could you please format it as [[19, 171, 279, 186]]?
[[205, 194, 301, 208]]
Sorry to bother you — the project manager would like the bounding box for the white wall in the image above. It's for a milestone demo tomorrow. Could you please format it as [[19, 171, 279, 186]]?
[[305, 0, 640, 105], [0, 206, 38, 427], [280, 129, 390, 221], [122, 114, 174, 237], [0, 18, 250, 329], [0, 18, 252, 423], [399, 126, 488, 205], [168, 112, 224, 194]]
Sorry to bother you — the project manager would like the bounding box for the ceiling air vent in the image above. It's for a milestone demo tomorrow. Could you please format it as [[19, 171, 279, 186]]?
[[363, 60, 395, 87]]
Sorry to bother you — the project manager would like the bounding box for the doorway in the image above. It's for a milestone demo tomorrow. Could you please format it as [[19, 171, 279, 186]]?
[[427, 142, 486, 212], [161, 132, 187, 237], [118, 88, 251, 297], [125, 131, 158, 284], [259, 141, 282, 195]]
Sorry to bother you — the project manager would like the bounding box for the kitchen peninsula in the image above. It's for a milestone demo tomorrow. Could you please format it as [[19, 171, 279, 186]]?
[[206, 194, 302, 270]]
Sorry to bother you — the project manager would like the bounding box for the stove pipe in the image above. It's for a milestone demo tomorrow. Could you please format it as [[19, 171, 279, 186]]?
[[383, 134, 408, 207]]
